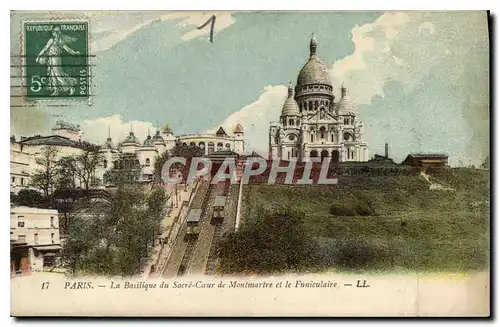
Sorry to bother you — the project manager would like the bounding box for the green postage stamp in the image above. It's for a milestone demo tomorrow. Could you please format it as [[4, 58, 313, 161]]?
[[23, 21, 89, 100]]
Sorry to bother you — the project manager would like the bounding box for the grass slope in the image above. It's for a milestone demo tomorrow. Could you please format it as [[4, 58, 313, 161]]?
[[239, 168, 490, 273]]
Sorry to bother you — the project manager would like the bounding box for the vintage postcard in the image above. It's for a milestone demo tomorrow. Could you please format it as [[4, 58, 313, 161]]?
[[10, 11, 490, 317]]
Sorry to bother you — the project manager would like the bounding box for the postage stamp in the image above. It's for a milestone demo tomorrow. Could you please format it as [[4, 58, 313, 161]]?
[[23, 20, 89, 100]]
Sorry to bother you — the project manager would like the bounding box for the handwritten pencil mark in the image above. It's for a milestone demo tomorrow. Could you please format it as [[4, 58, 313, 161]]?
[[197, 15, 216, 43]]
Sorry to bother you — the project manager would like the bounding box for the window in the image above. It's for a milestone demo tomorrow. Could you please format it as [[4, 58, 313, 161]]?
[[288, 134, 296, 141], [51, 233, 55, 244], [190, 142, 195, 147], [320, 127, 326, 139], [113, 161, 118, 169], [34, 233, 39, 245], [288, 151, 290, 160], [199, 142, 205, 149], [18, 235, 26, 243], [145, 158, 151, 167], [50, 217, 55, 228], [217, 143, 223, 151], [17, 221, 25, 228], [331, 134, 334, 142], [225, 143, 231, 149], [310, 134, 314, 143], [103, 160, 107, 168], [21, 178, 24, 185], [11, 177, 15, 184], [289, 119, 294, 126]]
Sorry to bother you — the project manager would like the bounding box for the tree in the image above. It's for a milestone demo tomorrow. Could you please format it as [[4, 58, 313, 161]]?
[[54, 156, 77, 191], [153, 150, 169, 183], [171, 142, 205, 158], [153, 142, 204, 184], [61, 183, 167, 276], [11, 189, 46, 207], [104, 153, 141, 186], [219, 206, 316, 274], [30, 146, 59, 197]]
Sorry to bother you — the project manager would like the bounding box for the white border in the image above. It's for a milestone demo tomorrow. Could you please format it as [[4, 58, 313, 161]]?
[[4, 1, 498, 326]]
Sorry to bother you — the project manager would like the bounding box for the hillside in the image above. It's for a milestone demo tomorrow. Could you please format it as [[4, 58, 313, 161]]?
[[221, 168, 490, 274]]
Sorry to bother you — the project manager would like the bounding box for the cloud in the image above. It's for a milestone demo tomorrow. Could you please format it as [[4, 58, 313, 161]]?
[[80, 115, 155, 146], [211, 12, 489, 165], [206, 85, 288, 156], [330, 12, 488, 106], [89, 11, 235, 53]]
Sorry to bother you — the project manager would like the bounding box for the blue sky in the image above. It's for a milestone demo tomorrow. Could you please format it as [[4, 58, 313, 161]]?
[[11, 11, 489, 166]]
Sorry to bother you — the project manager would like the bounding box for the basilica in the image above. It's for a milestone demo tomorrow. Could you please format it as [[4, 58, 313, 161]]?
[[269, 34, 369, 162]]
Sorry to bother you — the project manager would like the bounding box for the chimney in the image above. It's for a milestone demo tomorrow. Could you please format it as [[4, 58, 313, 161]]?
[[385, 143, 389, 158]]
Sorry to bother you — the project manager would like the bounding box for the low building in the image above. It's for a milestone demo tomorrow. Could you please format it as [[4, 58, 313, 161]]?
[[402, 154, 449, 170], [10, 206, 61, 276]]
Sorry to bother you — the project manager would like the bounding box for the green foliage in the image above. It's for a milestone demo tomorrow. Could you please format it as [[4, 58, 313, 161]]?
[[231, 170, 490, 273], [153, 142, 205, 184], [153, 151, 170, 183], [104, 153, 141, 186], [61, 184, 167, 276], [219, 206, 317, 274], [329, 201, 375, 216], [30, 146, 59, 197], [11, 189, 46, 207]]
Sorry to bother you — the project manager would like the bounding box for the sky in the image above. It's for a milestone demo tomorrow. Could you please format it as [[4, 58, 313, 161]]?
[[10, 11, 490, 166]]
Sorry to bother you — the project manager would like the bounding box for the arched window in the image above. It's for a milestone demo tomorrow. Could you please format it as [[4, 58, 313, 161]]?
[[182, 142, 187, 146], [217, 142, 223, 151], [225, 143, 231, 149], [199, 142, 205, 149], [208, 142, 214, 154], [145, 158, 150, 166], [113, 161, 118, 169], [320, 126, 326, 139], [315, 101, 318, 109], [310, 134, 314, 143], [190, 142, 195, 147], [310, 150, 318, 158], [103, 159, 107, 168]]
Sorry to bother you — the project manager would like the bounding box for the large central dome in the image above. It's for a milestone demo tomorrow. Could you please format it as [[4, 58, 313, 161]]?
[[296, 33, 332, 87]]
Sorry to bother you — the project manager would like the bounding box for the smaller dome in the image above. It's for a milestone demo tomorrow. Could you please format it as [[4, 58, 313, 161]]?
[[281, 83, 300, 117], [336, 86, 356, 114], [152, 130, 165, 143], [234, 123, 244, 133], [123, 131, 139, 144], [163, 124, 172, 134], [143, 134, 154, 147], [102, 137, 116, 150]]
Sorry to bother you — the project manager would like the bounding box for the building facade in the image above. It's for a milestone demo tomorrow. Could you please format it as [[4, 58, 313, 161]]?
[[10, 206, 61, 275], [10, 121, 94, 194], [11, 120, 245, 188], [269, 34, 369, 162]]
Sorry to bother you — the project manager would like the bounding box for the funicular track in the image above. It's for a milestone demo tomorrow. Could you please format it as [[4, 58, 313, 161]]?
[[176, 180, 215, 276]]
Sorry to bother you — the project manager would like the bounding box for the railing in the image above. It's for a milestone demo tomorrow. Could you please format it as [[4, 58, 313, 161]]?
[[151, 179, 200, 276]]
